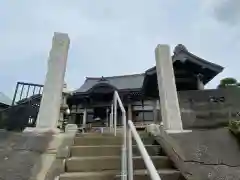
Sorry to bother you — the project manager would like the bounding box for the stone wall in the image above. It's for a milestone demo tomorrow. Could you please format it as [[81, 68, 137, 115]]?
[[178, 88, 240, 129]]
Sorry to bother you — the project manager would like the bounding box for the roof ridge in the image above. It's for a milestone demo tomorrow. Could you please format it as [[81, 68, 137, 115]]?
[[86, 73, 144, 80]]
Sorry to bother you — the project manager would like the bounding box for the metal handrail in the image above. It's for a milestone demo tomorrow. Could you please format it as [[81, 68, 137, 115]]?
[[113, 91, 127, 180], [112, 90, 161, 180], [128, 120, 161, 180]]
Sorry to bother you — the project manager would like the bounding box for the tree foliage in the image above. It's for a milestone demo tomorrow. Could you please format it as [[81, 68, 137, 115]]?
[[217, 77, 240, 89]]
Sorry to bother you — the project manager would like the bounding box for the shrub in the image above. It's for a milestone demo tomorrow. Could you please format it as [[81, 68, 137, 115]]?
[[229, 119, 240, 140]]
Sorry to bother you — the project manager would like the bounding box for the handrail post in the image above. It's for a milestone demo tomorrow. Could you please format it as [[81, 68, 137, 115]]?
[[122, 111, 127, 180], [113, 91, 128, 180], [127, 124, 133, 180], [114, 92, 117, 136], [110, 103, 114, 133]]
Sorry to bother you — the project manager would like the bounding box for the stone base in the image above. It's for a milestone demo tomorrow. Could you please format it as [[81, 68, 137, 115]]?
[[23, 127, 61, 134], [65, 124, 78, 133]]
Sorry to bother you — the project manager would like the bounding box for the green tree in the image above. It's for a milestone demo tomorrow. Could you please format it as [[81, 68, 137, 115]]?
[[217, 77, 240, 89]]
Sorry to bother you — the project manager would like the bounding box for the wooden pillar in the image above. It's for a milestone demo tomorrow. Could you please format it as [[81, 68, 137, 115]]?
[[153, 100, 158, 123], [128, 104, 132, 120], [106, 108, 109, 127], [83, 108, 87, 127]]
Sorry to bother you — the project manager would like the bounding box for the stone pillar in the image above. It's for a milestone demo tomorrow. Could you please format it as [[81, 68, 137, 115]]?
[[128, 104, 132, 120], [35, 32, 70, 130], [155, 44, 183, 130]]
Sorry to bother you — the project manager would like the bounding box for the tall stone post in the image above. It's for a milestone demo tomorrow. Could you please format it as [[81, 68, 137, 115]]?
[[35, 32, 70, 130], [155, 44, 183, 131]]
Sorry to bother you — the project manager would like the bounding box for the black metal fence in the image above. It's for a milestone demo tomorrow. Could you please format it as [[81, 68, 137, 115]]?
[[0, 82, 43, 131], [12, 82, 43, 105]]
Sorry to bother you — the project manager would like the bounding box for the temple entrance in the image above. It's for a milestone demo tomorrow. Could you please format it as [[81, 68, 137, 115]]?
[[94, 107, 106, 120], [93, 107, 106, 124], [90, 106, 110, 127]]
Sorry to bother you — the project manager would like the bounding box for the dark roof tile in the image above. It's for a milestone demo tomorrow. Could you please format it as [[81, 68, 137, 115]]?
[[74, 73, 145, 93]]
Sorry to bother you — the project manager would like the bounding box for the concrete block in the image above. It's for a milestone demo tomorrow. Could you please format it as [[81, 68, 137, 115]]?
[[65, 124, 78, 134]]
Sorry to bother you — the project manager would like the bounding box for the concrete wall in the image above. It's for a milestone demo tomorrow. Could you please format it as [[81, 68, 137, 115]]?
[[178, 88, 240, 129]]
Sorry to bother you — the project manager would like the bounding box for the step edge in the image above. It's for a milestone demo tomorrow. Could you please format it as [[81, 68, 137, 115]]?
[[71, 145, 161, 148], [60, 169, 180, 177], [67, 155, 169, 160]]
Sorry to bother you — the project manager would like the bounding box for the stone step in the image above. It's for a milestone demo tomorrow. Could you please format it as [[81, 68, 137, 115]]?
[[73, 136, 122, 146], [75, 133, 122, 137], [59, 169, 181, 180], [65, 156, 172, 172], [73, 136, 153, 146], [76, 131, 148, 138], [70, 145, 161, 157]]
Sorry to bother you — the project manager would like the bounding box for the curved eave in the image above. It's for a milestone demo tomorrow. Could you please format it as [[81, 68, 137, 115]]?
[[73, 82, 117, 95], [144, 60, 223, 86], [179, 50, 224, 73]]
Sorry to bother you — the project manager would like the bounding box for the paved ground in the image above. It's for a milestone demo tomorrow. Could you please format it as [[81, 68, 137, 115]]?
[[0, 131, 53, 180], [157, 128, 240, 180]]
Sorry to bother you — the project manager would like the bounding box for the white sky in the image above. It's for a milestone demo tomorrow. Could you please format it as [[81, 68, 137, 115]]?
[[0, 0, 239, 98]]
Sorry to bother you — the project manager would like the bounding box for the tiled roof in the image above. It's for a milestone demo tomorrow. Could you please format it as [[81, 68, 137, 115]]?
[[74, 44, 224, 94], [172, 44, 224, 72], [0, 92, 12, 106], [74, 73, 145, 93]]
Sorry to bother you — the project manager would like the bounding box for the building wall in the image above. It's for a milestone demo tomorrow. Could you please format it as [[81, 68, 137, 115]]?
[[69, 88, 240, 128], [69, 99, 159, 125]]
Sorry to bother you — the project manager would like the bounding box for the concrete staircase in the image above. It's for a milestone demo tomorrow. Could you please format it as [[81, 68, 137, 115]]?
[[59, 131, 182, 180]]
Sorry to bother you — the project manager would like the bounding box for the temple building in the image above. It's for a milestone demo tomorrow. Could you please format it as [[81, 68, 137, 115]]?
[[67, 44, 224, 127]]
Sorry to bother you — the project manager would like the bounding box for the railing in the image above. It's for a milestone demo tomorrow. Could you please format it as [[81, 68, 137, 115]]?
[[112, 90, 161, 180], [112, 91, 127, 180], [127, 120, 161, 180]]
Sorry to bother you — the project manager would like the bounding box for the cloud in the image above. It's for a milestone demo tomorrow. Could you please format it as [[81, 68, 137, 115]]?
[[0, 0, 239, 97], [208, 0, 240, 26]]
